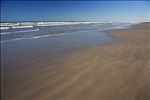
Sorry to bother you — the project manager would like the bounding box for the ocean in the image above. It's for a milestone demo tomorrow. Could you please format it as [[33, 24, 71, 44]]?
[[0, 21, 131, 43]]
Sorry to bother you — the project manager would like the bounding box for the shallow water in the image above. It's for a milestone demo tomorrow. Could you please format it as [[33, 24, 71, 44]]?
[[1, 31, 113, 56]]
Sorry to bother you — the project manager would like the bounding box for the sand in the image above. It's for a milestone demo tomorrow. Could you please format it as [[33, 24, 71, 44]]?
[[1, 22, 150, 100]]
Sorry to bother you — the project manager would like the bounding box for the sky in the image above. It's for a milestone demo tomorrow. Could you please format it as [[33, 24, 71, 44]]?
[[1, 1, 149, 22]]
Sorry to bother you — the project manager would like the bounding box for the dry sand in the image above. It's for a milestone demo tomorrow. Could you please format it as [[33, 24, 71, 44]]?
[[1, 22, 150, 100]]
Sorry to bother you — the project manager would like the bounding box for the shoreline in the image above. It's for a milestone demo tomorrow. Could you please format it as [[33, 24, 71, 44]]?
[[1, 22, 150, 100], [0, 23, 131, 43]]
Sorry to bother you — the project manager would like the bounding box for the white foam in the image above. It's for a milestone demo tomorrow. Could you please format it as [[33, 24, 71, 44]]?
[[0, 32, 11, 35], [0, 27, 10, 30], [32, 32, 70, 38], [12, 25, 33, 29], [35, 21, 103, 26], [1, 23, 20, 27], [1, 21, 105, 28], [20, 22, 36, 26], [36, 22, 71, 26], [0, 29, 39, 35]]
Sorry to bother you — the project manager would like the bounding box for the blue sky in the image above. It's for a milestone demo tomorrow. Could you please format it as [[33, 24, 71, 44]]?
[[1, 1, 149, 22]]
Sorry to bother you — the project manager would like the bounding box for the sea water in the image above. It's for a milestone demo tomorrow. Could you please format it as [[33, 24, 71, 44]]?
[[0, 21, 131, 43]]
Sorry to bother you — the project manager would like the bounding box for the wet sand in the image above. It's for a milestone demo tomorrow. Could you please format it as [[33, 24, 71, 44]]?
[[1, 22, 150, 100]]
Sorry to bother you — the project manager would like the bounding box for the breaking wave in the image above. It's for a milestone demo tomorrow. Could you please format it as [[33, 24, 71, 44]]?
[[0, 29, 39, 35]]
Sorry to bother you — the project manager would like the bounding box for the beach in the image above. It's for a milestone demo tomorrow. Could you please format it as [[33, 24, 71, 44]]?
[[1, 22, 150, 100]]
